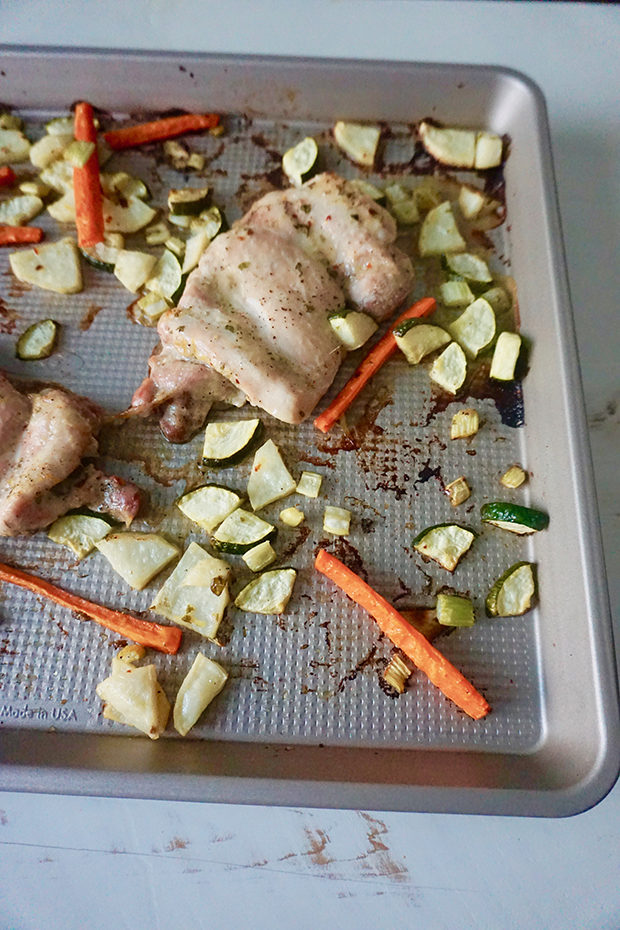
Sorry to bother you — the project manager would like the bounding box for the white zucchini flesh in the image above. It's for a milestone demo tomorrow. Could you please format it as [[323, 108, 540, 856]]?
[[182, 229, 210, 274], [0, 128, 31, 165], [419, 201, 466, 256], [333, 121, 381, 167], [96, 662, 170, 740], [419, 122, 476, 168], [329, 311, 378, 351], [445, 252, 492, 283], [242, 540, 277, 572], [429, 341, 468, 394], [47, 513, 112, 559], [0, 194, 44, 226], [413, 524, 475, 572], [323, 505, 351, 536], [144, 249, 182, 300], [113, 250, 158, 294], [173, 653, 228, 736], [102, 196, 157, 234], [151, 542, 231, 641], [247, 439, 296, 511], [394, 323, 451, 365], [449, 297, 496, 358], [234, 568, 297, 615], [177, 485, 242, 533], [29, 133, 73, 169], [296, 471, 323, 498], [490, 331, 522, 380], [47, 190, 76, 223], [40, 159, 74, 193], [458, 185, 487, 220], [9, 238, 83, 295], [212, 508, 276, 554], [95, 533, 180, 590]]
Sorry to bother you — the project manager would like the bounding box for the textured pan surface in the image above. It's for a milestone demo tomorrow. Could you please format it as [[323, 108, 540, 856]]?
[[0, 49, 617, 815]]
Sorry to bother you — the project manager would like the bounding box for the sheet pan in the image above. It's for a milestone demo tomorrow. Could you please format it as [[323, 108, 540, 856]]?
[[0, 47, 617, 815]]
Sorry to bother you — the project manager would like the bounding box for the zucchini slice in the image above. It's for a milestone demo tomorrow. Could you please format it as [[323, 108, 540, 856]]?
[[173, 653, 228, 736], [48, 512, 113, 559], [0, 194, 44, 226], [279, 506, 305, 527], [333, 121, 381, 168], [474, 132, 504, 170], [45, 116, 75, 135], [449, 297, 496, 358], [419, 201, 466, 256], [167, 185, 210, 216], [80, 240, 123, 272], [39, 160, 74, 194], [480, 502, 549, 535], [242, 540, 277, 572], [486, 562, 537, 617], [131, 292, 170, 327], [282, 136, 319, 186], [176, 484, 242, 533], [181, 229, 210, 274], [212, 508, 276, 555], [296, 471, 323, 498], [458, 184, 487, 220], [0, 128, 31, 165], [151, 542, 231, 641], [329, 309, 378, 351], [450, 408, 480, 440], [9, 237, 83, 295], [385, 183, 420, 225], [323, 505, 351, 537], [234, 568, 297, 615], [144, 249, 183, 301], [445, 252, 492, 284], [394, 321, 451, 365], [419, 121, 476, 168], [97, 658, 169, 740], [114, 249, 158, 294], [95, 532, 180, 590], [16, 319, 59, 360], [189, 205, 224, 238], [439, 280, 475, 308], [413, 522, 475, 572], [102, 196, 156, 234], [500, 465, 527, 489], [202, 418, 264, 467], [349, 178, 385, 201], [490, 331, 522, 381], [429, 341, 467, 394], [436, 593, 475, 627]]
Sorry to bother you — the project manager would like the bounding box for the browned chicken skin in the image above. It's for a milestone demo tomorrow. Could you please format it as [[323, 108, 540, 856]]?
[[0, 373, 140, 537], [131, 172, 414, 439]]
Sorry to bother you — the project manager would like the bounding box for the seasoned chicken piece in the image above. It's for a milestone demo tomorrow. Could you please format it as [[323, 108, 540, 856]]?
[[130, 344, 245, 443], [164, 226, 345, 424], [0, 374, 140, 536], [242, 173, 414, 320], [131, 172, 413, 436]]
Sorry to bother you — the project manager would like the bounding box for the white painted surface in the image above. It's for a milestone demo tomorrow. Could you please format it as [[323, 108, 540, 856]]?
[[1, 3, 619, 928]]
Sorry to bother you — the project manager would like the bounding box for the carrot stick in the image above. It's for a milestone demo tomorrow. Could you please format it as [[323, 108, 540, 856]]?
[[315, 549, 490, 720], [103, 113, 220, 150], [0, 225, 43, 246], [0, 561, 182, 655], [73, 101, 104, 249], [0, 166, 16, 188], [314, 296, 436, 433]]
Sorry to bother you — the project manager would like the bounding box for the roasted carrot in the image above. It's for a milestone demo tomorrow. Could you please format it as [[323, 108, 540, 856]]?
[[0, 166, 16, 188], [314, 296, 436, 433], [103, 113, 220, 150], [0, 225, 44, 246], [0, 561, 182, 655], [73, 101, 104, 249], [315, 549, 490, 720]]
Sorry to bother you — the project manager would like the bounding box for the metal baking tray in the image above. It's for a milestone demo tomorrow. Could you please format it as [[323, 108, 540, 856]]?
[[0, 47, 618, 816]]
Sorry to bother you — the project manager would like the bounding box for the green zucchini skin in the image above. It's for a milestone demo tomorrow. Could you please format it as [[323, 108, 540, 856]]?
[[201, 419, 265, 468], [480, 502, 549, 533], [211, 526, 277, 556]]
